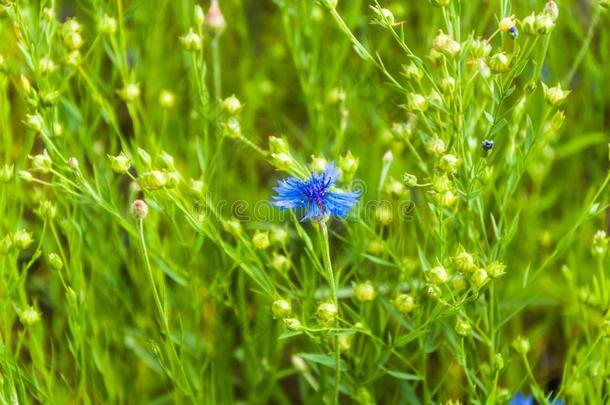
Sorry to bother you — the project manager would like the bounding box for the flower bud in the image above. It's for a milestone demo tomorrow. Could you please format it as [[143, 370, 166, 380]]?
[[271, 253, 291, 272], [38, 56, 57, 75], [223, 95, 242, 115], [521, 13, 537, 36], [455, 319, 472, 337], [108, 153, 131, 173], [272, 299, 292, 319], [403, 62, 423, 82], [435, 190, 459, 207], [98, 15, 117, 35], [592, 230, 608, 257], [371, 7, 394, 27], [426, 138, 446, 156], [404, 173, 418, 187], [486, 261, 506, 278], [433, 31, 461, 57], [48, 253, 63, 270], [471, 268, 489, 287], [19, 171, 34, 182], [452, 247, 476, 273], [30, 151, 52, 173], [339, 150, 359, 176], [512, 336, 530, 355], [470, 38, 492, 58], [375, 205, 393, 225], [20, 306, 41, 326], [543, 83, 570, 107], [205, 0, 226, 35], [439, 154, 459, 173], [271, 152, 294, 171], [0, 164, 14, 182], [499, 15, 516, 32], [159, 90, 176, 108], [117, 82, 141, 102], [427, 284, 441, 299], [544, 1, 559, 21], [407, 93, 428, 112], [25, 113, 44, 133], [270, 226, 289, 245], [13, 229, 34, 250], [316, 302, 338, 322], [283, 317, 302, 330], [36, 200, 57, 220], [428, 266, 448, 284], [223, 218, 242, 237], [194, 5, 205, 27], [535, 14, 555, 35], [138, 170, 167, 190], [393, 293, 415, 314], [354, 281, 376, 302], [180, 28, 203, 51], [489, 52, 510, 73], [310, 155, 328, 173], [440, 76, 456, 94], [252, 230, 270, 250], [384, 177, 405, 197], [131, 199, 148, 220], [269, 136, 290, 154]]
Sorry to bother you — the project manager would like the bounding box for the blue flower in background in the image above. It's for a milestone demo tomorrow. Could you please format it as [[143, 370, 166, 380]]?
[[272, 161, 360, 221], [510, 393, 534, 405], [509, 393, 565, 405]]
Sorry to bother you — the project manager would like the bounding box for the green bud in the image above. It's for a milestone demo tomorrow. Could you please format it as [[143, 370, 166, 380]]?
[[48, 253, 63, 270], [452, 246, 476, 273], [13, 229, 34, 250], [0, 164, 14, 182], [138, 170, 167, 190], [471, 268, 489, 287], [270, 253, 291, 272], [316, 302, 337, 322], [252, 230, 270, 250], [272, 299, 292, 319], [393, 293, 416, 314], [512, 336, 530, 355], [428, 266, 448, 284], [354, 281, 376, 302], [19, 306, 41, 326], [108, 153, 131, 173], [455, 318, 472, 337], [29, 151, 52, 173]]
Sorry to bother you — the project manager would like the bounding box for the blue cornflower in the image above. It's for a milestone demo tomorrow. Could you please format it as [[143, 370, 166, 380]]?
[[272, 161, 360, 221]]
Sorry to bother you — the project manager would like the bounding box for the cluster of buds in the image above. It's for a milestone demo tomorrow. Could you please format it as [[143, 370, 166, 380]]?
[[521, 1, 558, 36], [432, 173, 459, 207], [592, 230, 608, 257], [1, 229, 34, 254], [62, 18, 84, 50], [433, 31, 461, 58], [269, 135, 298, 172], [221, 95, 243, 139]]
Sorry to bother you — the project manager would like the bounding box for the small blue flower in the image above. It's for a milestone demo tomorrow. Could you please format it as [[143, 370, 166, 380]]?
[[482, 140, 494, 151], [509, 25, 519, 39], [272, 161, 360, 221], [510, 393, 534, 405]]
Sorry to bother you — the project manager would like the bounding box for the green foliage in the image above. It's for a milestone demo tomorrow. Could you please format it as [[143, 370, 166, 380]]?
[[0, 0, 609, 403]]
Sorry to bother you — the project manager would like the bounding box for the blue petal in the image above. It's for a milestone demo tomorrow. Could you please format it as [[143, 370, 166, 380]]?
[[301, 202, 323, 221], [272, 177, 307, 209], [509, 393, 534, 405], [321, 161, 340, 187], [324, 190, 360, 218]]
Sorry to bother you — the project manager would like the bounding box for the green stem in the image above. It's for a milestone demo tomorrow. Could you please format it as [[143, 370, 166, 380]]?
[[319, 221, 340, 404]]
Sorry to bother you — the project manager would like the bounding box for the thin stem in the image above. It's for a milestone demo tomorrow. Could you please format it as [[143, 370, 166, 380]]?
[[319, 221, 340, 404]]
